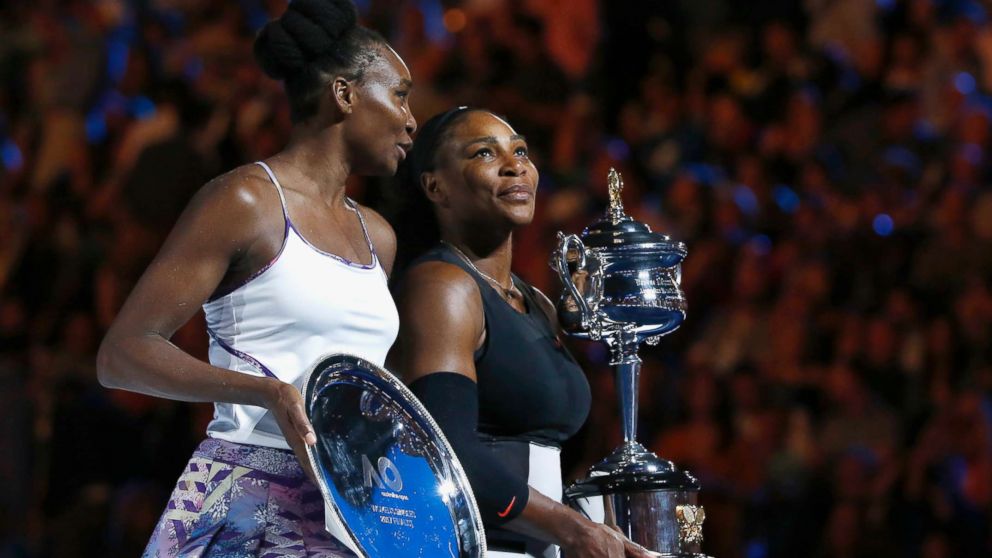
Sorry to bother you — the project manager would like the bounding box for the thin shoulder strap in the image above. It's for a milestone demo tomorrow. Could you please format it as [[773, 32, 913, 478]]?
[[345, 197, 379, 267], [254, 161, 290, 221]]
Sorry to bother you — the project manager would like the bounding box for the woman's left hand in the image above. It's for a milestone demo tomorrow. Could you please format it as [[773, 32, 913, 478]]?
[[264, 378, 319, 482]]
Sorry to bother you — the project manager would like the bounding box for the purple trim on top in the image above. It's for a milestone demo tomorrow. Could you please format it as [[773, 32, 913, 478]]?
[[254, 161, 291, 222], [348, 197, 380, 265], [206, 218, 290, 303], [256, 160, 379, 270], [205, 162, 292, 303], [287, 221, 378, 270], [206, 326, 278, 378]]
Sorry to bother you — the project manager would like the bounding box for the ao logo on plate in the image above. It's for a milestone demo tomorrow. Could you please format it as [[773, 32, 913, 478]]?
[[362, 454, 403, 492]]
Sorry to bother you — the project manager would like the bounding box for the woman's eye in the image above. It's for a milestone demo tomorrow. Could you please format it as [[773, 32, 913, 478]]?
[[472, 148, 493, 158], [396, 90, 409, 99], [515, 146, 529, 156]]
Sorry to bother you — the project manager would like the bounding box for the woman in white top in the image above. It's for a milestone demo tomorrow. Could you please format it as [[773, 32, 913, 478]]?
[[96, 0, 415, 555]]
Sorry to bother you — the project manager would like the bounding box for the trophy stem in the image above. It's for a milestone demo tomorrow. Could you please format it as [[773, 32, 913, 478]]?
[[610, 329, 643, 445], [592, 333, 691, 480], [616, 358, 641, 444]]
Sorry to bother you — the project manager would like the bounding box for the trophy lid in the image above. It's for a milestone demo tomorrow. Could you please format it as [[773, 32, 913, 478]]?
[[303, 354, 486, 558], [580, 169, 687, 258]]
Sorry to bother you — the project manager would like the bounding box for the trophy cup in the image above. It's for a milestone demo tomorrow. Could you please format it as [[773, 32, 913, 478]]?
[[551, 169, 710, 557]]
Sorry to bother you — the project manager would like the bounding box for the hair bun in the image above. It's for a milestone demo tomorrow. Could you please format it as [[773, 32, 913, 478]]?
[[290, 0, 357, 41], [254, 0, 359, 81]]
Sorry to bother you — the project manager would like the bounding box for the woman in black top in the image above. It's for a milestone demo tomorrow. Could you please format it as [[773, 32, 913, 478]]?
[[392, 107, 650, 558]]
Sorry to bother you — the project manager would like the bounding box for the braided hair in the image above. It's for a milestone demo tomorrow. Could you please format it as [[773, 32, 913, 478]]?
[[253, 0, 388, 122]]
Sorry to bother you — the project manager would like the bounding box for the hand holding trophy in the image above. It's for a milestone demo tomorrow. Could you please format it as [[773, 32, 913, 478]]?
[[551, 169, 712, 557]]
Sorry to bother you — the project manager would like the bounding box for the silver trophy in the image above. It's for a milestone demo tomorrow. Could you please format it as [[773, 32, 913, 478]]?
[[303, 353, 486, 557], [551, 169, 710, 557]]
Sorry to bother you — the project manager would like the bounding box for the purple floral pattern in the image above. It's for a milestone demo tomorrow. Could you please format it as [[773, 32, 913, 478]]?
[[143, 439, 354, 558]]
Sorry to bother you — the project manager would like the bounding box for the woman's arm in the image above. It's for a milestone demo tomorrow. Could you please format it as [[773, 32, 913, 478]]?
[[395, 262, 650, 558], [96, 168, 318, 465]]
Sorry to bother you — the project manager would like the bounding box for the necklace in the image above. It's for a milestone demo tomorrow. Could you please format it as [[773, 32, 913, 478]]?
[[442, 240, 519, 300]]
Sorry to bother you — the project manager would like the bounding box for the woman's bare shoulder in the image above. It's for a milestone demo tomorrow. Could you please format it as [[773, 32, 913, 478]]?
[[177, 164, 285, 243]]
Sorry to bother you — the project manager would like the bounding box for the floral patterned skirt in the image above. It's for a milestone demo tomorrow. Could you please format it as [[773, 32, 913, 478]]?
[[143, 438, 355, 558]]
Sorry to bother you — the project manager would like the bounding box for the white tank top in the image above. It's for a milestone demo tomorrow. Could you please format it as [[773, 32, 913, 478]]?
[[203, 161, 399, 449]]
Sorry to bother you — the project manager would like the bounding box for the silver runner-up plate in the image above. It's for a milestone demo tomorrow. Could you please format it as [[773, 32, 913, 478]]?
[[303, 353, 487, 557]]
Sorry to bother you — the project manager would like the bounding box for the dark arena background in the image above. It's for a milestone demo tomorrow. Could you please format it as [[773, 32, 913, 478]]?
[[2, 0, 992, 557]]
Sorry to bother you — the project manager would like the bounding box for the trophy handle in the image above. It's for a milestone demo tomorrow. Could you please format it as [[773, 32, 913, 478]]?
[[552, 232, 598, 334]]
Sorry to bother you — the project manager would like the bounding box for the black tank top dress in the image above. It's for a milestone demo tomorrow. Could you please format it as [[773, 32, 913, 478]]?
[[414, 244, 592, 556]]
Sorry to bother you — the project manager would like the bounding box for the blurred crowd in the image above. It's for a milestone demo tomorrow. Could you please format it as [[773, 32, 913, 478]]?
[[2, 0, 991, 556]]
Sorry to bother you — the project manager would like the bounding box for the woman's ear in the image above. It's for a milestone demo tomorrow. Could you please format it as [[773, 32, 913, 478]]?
[[421, 172, 448, 206], [330, 77, 354, 115]]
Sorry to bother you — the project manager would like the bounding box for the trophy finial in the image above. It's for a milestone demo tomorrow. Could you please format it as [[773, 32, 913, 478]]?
[[607, 168, 626, 223]]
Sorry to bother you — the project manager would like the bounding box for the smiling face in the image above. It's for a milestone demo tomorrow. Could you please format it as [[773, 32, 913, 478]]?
[[343, 45, 417, 176], [426, 111, 539, 232]]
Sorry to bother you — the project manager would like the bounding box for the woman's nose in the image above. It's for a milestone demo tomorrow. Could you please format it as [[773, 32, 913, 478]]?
[[406, 112, 417, 135], [499, 156, 526, 176]]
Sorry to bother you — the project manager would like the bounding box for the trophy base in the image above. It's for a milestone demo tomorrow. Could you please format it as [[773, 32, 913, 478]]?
[[588, 442, 699, 488], [566, 444, 711, 557]]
